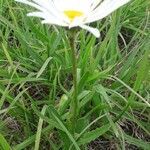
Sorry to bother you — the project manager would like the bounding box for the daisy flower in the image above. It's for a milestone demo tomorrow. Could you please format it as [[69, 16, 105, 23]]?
[[15, 0, 130, 37]]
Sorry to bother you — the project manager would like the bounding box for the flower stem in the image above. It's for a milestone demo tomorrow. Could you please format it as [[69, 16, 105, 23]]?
[[69, 30, 78, 133]]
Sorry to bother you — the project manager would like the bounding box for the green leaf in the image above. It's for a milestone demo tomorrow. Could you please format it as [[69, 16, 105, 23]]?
[[124, 132, 150, 150], [48, 106, 80, 150], [94, 84, 112, 106], [36, 57, 52, 78], [14, 125, 53, 150], [76, 117, 89, 133], [79, 91, 94, 109], [32, 104, 62, 130], [0, 133, 12, 150], [58, 94, 70, 115], [78, 124, 110, 145], [34, 105, 47, 150]]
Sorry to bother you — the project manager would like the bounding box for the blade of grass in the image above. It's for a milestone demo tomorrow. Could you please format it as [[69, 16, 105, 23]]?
[[34, 105, 47, 150], [0, 133, 12, 150]]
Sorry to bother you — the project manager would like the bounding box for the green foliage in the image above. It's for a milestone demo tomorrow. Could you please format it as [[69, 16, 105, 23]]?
[[0, 0, 150, 149]]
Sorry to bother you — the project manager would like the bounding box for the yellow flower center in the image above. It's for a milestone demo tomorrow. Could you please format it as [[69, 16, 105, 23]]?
[[64, 10, 83, 21]]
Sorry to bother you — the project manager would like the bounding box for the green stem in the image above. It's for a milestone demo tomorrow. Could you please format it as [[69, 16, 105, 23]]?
[[69, 30, 78, 133]]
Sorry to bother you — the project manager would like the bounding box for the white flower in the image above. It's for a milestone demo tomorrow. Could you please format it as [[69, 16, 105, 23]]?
[[15, 0, 130, 37]]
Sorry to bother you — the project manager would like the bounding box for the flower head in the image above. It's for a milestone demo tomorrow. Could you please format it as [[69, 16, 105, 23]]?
[[15, 0, 130, 37]]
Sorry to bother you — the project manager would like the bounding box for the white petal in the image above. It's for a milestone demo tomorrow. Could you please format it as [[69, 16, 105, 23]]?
[[32, 0, 65, 19], [79, 24, 100, 38], [41, 19, 67, 27], [89, 0, 103, 10], [15, 0, 44, 11], [27, 11, 67, 26], [15, 0, 69, 25], [86, 0, 130, 23], [54, 0, 91, 13], [27, 11, 47, 18], [27, 11, 58, 22]]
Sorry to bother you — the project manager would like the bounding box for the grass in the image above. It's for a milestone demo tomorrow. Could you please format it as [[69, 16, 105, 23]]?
[[0, 0, 150, 149]]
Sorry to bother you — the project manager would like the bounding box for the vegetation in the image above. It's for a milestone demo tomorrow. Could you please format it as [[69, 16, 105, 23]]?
[[0, 0, 150, 149]]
